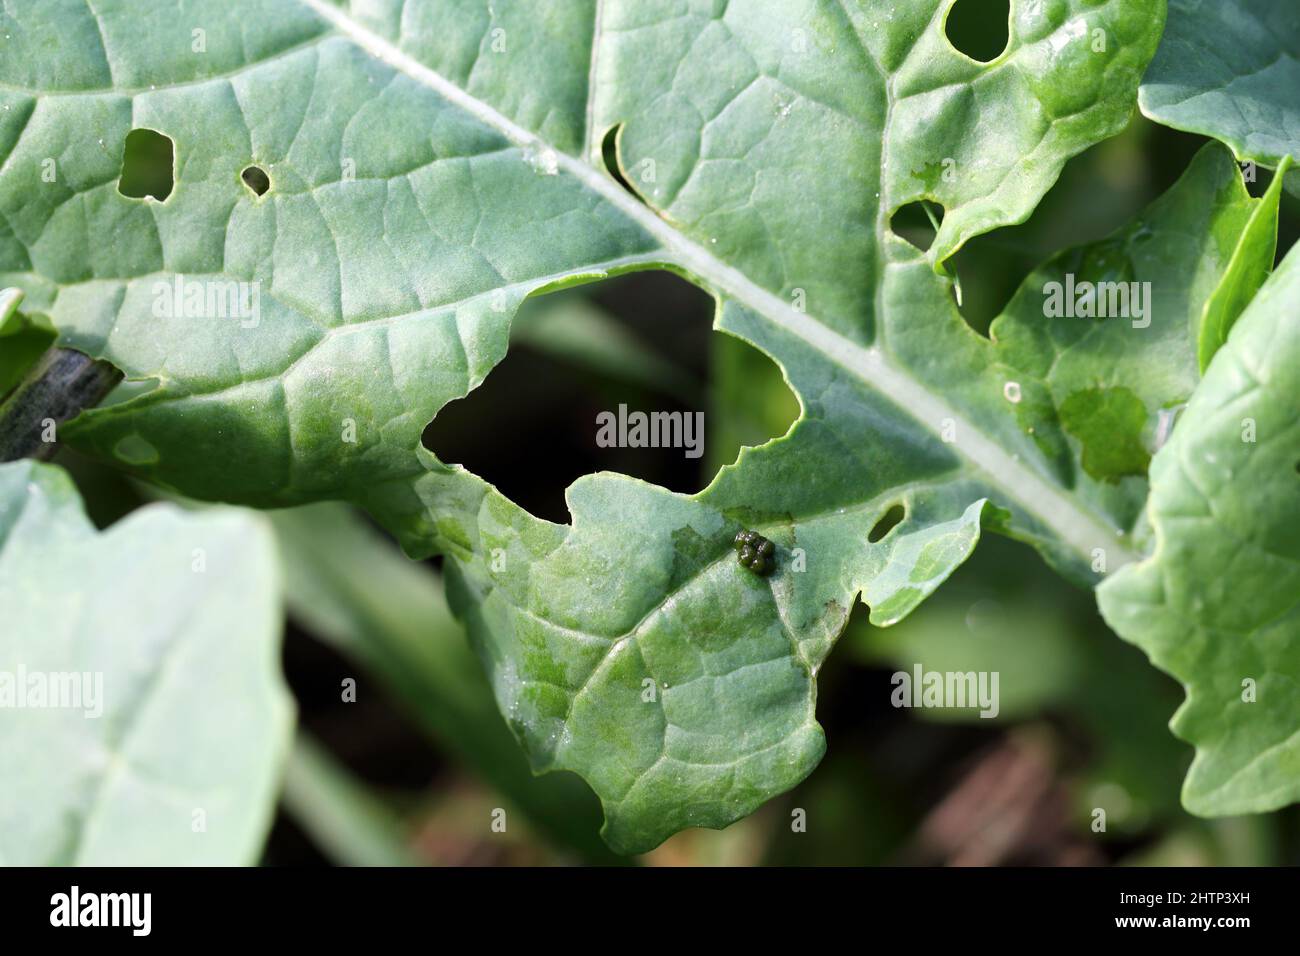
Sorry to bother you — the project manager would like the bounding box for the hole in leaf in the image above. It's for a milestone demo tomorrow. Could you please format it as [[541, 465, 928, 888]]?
[[940, 261, 986, 337], [890, 201, 945, 252], [241, 165, 271, 197], [868, 503, 906, 543], [600, 125, 644, 204], [945, 0, 1011, 63], [117, 128, 174, 201], [423, 271, 795, 523], [709, 331, 801, 474], [945, 236, 1028, 337]]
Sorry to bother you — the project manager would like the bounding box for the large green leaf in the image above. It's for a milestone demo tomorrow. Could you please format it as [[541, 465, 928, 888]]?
[[1123, 0, 1300, 818], [1098, 244, 1300, 817], [0, 460, 291, 864], [270, 500, 623, 863], [0, 0, 1184, 852], [1140, 0, 1300, 184], [1099, 243, 1300, 817]]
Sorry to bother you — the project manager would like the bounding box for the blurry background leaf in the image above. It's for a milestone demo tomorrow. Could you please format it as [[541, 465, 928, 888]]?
[[0, 460, 291, 865]]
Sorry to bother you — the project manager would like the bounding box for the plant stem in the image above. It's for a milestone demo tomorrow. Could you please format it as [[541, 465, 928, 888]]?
[[280, 731, 424, 867], [0, 347, 122, 462]]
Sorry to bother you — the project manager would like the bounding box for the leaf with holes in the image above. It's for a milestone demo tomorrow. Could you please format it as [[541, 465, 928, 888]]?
[[1098, 243, 1300, 818], [0, 0, 1191, 852], [990, 141, 1286, 504], [0, 460, 291, 865]]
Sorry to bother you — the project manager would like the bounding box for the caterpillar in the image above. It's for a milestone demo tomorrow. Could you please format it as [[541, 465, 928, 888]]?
[[733, 529, 776, 576]]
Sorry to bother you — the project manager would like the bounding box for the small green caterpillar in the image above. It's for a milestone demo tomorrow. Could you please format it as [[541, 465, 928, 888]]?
[[733, 529, 775, 576]]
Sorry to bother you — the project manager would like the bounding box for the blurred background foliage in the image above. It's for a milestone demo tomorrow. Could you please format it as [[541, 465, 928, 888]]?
[[56, 7, 1300, 864]]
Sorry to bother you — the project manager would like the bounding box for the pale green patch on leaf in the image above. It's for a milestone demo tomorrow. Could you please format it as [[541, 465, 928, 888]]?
[[0, 460, 291, 865], [1098, 244, 1300, 818], [1058, 385, 1150, 482]]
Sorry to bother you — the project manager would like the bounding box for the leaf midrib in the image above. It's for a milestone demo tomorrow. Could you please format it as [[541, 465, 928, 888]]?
[[297, 0, 1141, 571]]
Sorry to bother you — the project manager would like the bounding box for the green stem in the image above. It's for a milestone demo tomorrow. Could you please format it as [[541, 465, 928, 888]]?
[[280, 731, 423, 867], [0, 347, 121, 462]]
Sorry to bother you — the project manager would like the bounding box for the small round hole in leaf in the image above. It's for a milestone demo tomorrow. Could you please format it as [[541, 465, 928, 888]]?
[[868, 503, 906, 543], [241, 165, 271, 197], [945, 0, 1011, 63]]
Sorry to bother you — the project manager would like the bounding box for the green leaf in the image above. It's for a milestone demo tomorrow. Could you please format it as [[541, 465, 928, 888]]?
[[0, 460, 291, 864], [1, 0, 1174, 852], [989, 141, 1282, 528], [1195, 156, 1289, 370], [1139, 0, 1300, 181], [269, 501, 624, 863], [1135, 0, 1298, 368], [0, 287, 56, 397], [1098, 243, 1300, 818]]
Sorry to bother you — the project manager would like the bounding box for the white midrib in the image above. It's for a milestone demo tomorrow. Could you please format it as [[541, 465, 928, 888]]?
[[298, 0, 1141, 571]]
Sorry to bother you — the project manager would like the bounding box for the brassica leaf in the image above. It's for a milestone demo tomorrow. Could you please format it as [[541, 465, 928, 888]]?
[[0, 0, 1186, 851], [1099, 244, 1300, 819], [0, 460, 291, 864]]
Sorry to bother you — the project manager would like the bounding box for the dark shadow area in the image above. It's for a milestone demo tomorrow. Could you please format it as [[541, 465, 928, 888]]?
[[890, 200, 945, 252], [117, 128, 174, 200], [945, 0, 1011, 63], [600, 125, 642, 203], [242, 164, 271, 197], [868, 503, 906, 542], [426, 272, 717, 522]]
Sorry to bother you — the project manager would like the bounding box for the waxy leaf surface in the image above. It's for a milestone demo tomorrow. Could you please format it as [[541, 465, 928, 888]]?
[[0, 0, 1193, 851]]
